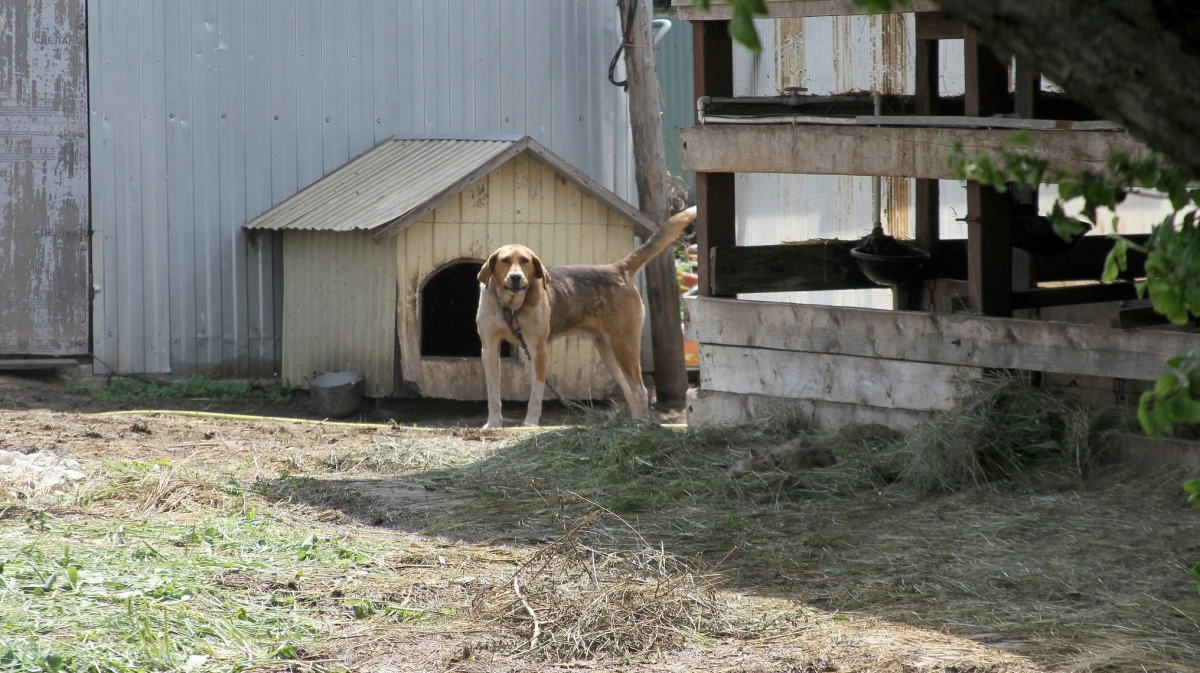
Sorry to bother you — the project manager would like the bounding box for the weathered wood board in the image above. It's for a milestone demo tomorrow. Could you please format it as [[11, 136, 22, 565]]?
[[685, 296, 1193, 383], [686, 388, 934, 430], [680, 124, 1147, 180], [699, 343, 981, 411], [674, 0, 939, 21]]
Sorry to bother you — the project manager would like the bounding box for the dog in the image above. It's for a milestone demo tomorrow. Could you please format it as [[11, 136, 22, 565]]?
[[475, 207, 697, 428], [727, 438, 838, 479]]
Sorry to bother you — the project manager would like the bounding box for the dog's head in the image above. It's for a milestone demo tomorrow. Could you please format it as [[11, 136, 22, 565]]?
[[478, 244, 549, 297]]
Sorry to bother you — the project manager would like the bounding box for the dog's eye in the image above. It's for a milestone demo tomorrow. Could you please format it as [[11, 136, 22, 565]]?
[[519, 257, 529, 264], [501, 257, 511, 264]]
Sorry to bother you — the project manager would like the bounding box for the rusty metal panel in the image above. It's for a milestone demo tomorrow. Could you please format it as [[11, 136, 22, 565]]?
[[0, 0, 89, 356]]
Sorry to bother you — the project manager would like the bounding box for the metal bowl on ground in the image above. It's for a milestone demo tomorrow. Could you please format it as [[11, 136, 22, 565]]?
[[849, 229, 931, 287], [305, 370, 364, 418]]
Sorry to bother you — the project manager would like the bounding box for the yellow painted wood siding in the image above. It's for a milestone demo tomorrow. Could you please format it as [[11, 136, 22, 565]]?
[[396, 152, 637, 401], [282, 230, 397, 397]]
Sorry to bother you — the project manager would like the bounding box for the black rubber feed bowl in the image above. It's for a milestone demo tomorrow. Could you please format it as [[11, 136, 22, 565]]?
[[850, 245, 931, 286], [1011, 213, 1091, 257]]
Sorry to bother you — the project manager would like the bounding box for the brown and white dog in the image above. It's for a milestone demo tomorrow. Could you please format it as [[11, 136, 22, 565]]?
[[476, 207, 697, 428]]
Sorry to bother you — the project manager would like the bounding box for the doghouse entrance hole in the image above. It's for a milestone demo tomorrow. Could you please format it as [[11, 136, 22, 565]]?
[[421, 262, 511, 358]]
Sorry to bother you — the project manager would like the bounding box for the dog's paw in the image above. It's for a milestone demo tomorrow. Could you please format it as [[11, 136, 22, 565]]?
[[522, 417, 541, 427], [482, 419, 504, 429]]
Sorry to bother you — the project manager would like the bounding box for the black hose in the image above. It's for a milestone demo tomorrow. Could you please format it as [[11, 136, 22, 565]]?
[[607, 0, 639, 90]]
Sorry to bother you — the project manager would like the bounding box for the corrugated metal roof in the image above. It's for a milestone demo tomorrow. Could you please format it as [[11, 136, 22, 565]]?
[[245, 135, 657, 238], [244, 137, 518, 233]]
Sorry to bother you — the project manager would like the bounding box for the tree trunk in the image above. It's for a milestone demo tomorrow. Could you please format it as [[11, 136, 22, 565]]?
[[938, 0, 1200, 175], [617, 0, 689, 405]]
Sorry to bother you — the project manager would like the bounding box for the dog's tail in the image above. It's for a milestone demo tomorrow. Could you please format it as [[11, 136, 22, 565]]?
[[617, 206, 697, 275]]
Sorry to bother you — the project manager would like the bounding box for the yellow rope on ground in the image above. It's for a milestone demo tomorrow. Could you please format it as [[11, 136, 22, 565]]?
[[88, 409, 686, 432]]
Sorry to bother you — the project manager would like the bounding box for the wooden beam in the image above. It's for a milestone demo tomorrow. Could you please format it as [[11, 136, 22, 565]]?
[[964, 29, 1009, 117], [710, 242, 879, 295], [1034, 234, 1147, 282], [694, 20, 735, 297], [708, 235, 1143, 295], [1014, 58, 1040, 120], [1012, 282, 1140, 310], [674, 0, 939, 21], [902, 34, 941, 311], [680, 124, 1147, 179], [684, 296, 1188, 383], [967, 182, 1012, 316], [699, 344, 981, 412], [915, 12, 966, 40], [1116, 306, 1177, 330]]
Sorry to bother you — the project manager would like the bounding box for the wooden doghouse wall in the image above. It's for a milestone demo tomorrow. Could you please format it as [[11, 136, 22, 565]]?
[[396, 153, 637, 401], [282, 231, 398, 397]]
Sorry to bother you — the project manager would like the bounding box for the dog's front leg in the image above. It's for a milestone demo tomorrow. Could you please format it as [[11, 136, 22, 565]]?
[[523, 341, 548, 426], [481, 338, 504, 429]]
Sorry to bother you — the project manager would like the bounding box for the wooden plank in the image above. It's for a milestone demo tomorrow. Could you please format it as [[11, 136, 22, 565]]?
[[674, 0, 939, 21], [686, 389, 934, 431], [699, 344, 981, 411], [710, 242, 879, 295], [693, 20, 735, 298], [684, 296, 1194, 383], [856, 116, 1121, 131], [1014, 58, 1040, 120], [967, 182, 1012, 316], [1011, 282, 1140, 310], [679, 124, 1147, 179], [915, 12, 965, 40], [1116, 306, 1174, 330]]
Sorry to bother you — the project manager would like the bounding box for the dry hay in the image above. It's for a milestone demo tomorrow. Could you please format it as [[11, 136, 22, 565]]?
[[897, 373, 1134, 493], [72, 456, 243, 516], [475, 502, 737, 661]]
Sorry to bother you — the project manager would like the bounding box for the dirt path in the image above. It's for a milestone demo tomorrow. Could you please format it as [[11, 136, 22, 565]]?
[[1, 374, 1197, 672]]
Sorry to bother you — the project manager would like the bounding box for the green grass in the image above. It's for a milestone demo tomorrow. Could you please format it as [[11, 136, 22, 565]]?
[[80, 376, 295, 404], [0, 495, 442, 672]]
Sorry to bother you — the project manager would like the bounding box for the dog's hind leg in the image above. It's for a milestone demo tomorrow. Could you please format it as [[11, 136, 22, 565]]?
[[597, 335, 649, 420], [482, 338, 504, 428], [523, 340, 549, 426]]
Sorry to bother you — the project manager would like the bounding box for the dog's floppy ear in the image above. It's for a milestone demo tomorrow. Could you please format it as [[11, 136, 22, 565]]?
[[477, 252, 498, 285], [531, 253, 550, 283]]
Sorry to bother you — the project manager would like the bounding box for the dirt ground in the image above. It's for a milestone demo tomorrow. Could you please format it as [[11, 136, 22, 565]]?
[[2, 372, 1198, 673]]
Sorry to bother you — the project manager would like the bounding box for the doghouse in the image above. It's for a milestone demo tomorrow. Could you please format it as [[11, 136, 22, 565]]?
[[244, 135, 656, 401]]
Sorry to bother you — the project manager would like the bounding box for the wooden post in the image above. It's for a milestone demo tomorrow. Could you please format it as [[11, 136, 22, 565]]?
[[617, 0, 687, 404], [898, 28, 941, 311], [693, 20, 735, 298], [964, 29, 1012, 316]]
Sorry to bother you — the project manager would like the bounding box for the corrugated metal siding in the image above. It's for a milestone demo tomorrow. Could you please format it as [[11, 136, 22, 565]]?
[[282, 230, 396, 397], [654, 11, 696, 203], [732, 16, 911, 308], [246, 138, 517, 232], [395, 153, 631, 401], [0, 0, 90, 355], [88, 0, 637, 378]]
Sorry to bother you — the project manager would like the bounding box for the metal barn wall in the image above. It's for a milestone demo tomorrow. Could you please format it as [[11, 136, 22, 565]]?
[[87, 0, 637, 378], [0, 0, 90, 356], [654, 11, 696, 203]]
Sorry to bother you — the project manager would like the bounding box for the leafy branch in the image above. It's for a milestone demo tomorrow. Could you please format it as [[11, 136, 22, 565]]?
[[947, 131, 1200, 438]]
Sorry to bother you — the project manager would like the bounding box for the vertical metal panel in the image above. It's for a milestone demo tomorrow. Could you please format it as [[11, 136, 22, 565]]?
[[654, 10, 696, 202], [89, 0, 638, 378], [0, 0, 90, 356], [730, 15, 913, 309]]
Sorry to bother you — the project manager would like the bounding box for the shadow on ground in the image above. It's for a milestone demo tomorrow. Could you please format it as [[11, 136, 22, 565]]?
[[268, 419, 1200, 671]]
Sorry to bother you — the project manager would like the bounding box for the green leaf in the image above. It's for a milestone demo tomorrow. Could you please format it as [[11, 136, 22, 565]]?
[[1190, 561, 1200, 597], [728, 8, 762, 52], [1006, 130, 1035, 149], [1185, 479, 1200, 506], [1102, 239, 1128, 283]]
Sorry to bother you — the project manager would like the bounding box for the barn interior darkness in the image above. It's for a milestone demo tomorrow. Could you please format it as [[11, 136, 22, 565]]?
[[421, 262, 511, 358]]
